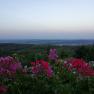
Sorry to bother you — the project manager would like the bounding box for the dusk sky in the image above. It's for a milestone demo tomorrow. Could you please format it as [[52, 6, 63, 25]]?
[[0, 0, 94, 39]]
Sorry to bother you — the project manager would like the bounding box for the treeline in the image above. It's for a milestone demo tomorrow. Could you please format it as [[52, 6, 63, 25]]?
[[0, 43, 94, 62]]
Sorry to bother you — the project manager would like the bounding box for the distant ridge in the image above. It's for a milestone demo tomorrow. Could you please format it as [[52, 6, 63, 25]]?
[[0, 39, 94, 45]]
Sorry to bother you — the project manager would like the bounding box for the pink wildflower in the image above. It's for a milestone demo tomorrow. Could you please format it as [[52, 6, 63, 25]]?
[[64, 58, 94, 77], [48, 48, 58, 61], [31, 60, 53, 77]]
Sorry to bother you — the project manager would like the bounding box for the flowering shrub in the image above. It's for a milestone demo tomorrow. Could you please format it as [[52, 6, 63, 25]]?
[[48, 48, 58, 61], [64, 58, 94, 76], [31, 59, 53, 77], [0, 56, 22, 76], [0, 47, 94, 94]]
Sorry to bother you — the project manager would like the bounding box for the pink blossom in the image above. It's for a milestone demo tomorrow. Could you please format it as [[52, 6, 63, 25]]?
[[64, 58, 94, 77], [0, 56, 22, 76], [48, 48, 58, 60], [9, 63, 22, 73], [31, 60, 53, 77]]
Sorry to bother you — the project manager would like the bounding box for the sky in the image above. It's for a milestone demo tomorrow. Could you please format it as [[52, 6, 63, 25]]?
[[0, 0, 94, 39]]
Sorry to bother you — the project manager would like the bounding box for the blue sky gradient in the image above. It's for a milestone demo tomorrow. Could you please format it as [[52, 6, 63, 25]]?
[[0, 0, 94, 39]]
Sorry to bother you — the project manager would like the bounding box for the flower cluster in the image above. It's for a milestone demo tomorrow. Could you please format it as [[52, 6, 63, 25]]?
[[48, 48, 58, 61], [0, 56, 22, 76], [31, 60, 53, 77], [64, 58, 94, 76]]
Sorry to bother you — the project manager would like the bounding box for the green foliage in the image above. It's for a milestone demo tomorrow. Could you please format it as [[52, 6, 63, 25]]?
[[60, 49, 74, 59], [74, 46, 94, 61], [0, 45, 94, 94]]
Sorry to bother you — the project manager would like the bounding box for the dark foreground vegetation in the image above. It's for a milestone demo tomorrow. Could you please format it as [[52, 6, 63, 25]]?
[[0, 43, 94, 94]]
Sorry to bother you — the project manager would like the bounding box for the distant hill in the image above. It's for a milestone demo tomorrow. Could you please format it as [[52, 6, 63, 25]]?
[[0, 39, 94, 45]]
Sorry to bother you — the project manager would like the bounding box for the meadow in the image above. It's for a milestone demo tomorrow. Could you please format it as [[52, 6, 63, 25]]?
[[0, 43, 94, 94]]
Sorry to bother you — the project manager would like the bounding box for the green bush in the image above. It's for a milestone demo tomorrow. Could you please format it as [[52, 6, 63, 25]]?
[[74, 46, 94, 61]]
